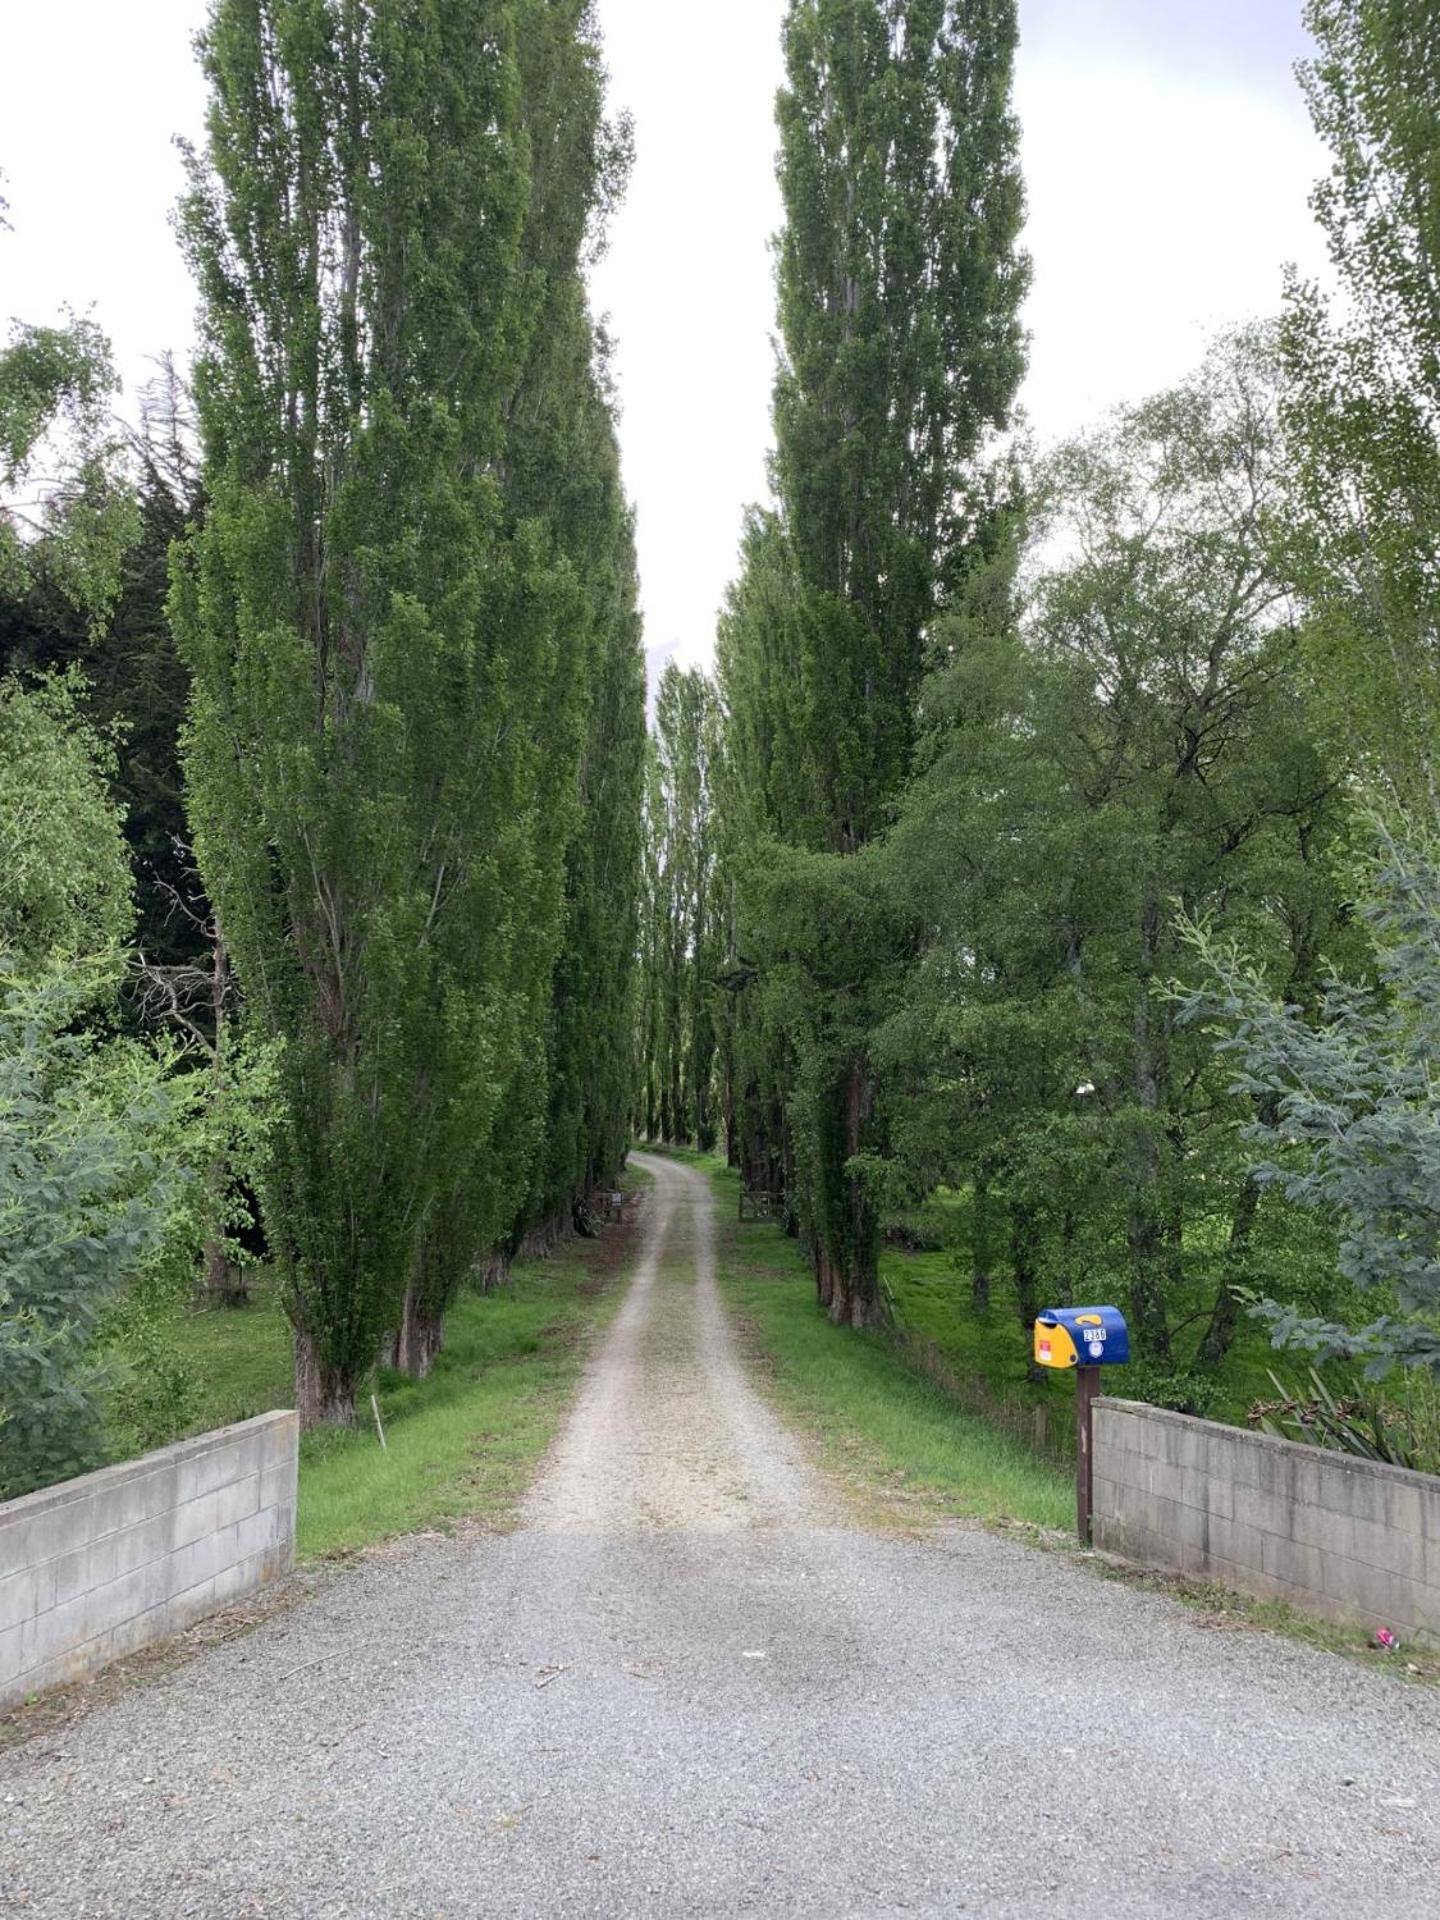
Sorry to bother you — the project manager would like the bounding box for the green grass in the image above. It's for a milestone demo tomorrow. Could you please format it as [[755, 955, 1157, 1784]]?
[[295, 1242, 619, 1557], [645, 1149, 1339, 1473], [169, 1174, 644, 1558], [686, 1152, 1072, 1531], [878, 1185, 1326, 1441], [172, 1276, 294, 1433]]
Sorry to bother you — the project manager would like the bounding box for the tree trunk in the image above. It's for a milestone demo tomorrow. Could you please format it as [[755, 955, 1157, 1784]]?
[[294, 1327, 358, 1429], [826, 1251, 885, 1328], [396, 1278, 445, 1379], [815, 1243, 838, 1315], [971, 1172, 993, 1314], [519, 1210, 570, 1262], [816, 1058, 885, 1329], [202, 1232, 248, 1307], [478, 1245, 512, 1292], [1011, 1202, 1046, 1381]]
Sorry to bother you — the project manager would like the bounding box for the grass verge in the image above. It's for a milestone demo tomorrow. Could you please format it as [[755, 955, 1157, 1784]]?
[[680, 1148, 1072, 1532], [170, 1170, 646, 1558]]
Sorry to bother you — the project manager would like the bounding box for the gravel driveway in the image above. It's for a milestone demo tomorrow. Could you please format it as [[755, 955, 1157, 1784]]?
[[3, 1151, 1438, 1918]]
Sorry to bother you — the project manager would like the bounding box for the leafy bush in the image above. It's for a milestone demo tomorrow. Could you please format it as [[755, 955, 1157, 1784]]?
[[1249, 1366, 1440, 1475], [0, 969, 179, 1498], [95, 1262, 200, 1459], [1124, 1362, 1223, 1420], [0, 672, 132, 971]]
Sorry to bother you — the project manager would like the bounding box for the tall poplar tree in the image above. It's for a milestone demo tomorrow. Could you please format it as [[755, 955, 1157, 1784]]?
[[1283, 0, 1440, 816], [640, 661, 719, 1147], [174, 0, 552, 1423], [505, 5, 646, 1252], [399, 0, 642, 1344], [718, 0, 1027, 1323]]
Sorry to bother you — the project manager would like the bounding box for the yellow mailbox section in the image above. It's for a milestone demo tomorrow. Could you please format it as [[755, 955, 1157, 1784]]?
[[1033, 1317, 1079, 1370]]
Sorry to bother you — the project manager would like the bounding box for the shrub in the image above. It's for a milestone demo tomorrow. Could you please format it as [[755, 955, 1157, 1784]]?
[[0, 968, 178, 1498]]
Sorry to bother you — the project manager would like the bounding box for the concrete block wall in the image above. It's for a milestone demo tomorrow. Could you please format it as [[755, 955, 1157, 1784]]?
[[1094, 1398, 1440, 1647], [0, 1411, 297, 1712]]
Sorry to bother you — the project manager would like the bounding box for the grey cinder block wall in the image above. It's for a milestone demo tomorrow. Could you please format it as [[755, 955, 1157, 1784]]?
[[0, 1410, 297, 1713], [1094, 1398, 1440, 1647]]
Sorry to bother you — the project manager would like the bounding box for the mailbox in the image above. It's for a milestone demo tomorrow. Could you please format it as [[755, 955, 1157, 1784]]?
[[1033, 1305, 1129, 1371]]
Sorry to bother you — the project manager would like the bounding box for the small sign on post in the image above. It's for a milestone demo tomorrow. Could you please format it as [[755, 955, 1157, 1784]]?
[[1033, 1306, 1130, 1546]]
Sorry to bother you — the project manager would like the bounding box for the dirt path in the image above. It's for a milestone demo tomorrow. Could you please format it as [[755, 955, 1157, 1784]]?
[[523, 1152, 821, 1533], [3, 1155, 1440, 1918]]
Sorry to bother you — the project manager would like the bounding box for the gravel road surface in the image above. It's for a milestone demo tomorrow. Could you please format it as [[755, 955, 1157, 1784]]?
[[3, 1151, 1438, 1918]]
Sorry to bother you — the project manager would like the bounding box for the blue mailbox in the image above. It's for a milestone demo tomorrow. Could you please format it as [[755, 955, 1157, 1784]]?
[[1033, 1305, 1129, 1370]]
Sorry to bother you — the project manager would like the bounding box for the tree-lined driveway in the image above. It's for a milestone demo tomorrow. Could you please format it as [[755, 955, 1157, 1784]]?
[[3, 1153, 1438, 1917]]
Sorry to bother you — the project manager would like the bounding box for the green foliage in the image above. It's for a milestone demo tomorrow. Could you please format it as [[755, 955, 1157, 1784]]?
[[1, 364, 207, 976], [0, 312, 140, 634], [1123, 1364, 1223, 1421], [716, 0, 1029, 1327], [0, 674, 211, 1481], [880, 331, 1354, 1371], [770, 0, 1029, 841], [0, 971, 178, 1498], [1283, 0, 1440, 812], [514, 28, 646, 1233], [0, 673, 133, 971], [174, 0, 644, 1419], [1180, 831, 1440, 1377], [1250, 1366, 1440, 1475], [1154, 2, 1440, 1401], [640, 664, 721, 1147], [95, 1261, 200, 1460]]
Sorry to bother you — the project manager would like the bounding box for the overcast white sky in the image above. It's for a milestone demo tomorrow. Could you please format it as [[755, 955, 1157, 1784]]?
[[0, 2, 1331, 685]]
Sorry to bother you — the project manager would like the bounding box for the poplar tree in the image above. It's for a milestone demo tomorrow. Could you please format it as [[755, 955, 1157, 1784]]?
[[719, 0, 1027, 1323], [505, 4, 646, 1251], [399, 0, 641, 1341], [174, 0, 548, 1423], [1281, 0, 1440, 817], [641, 662, 719, 1146]]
